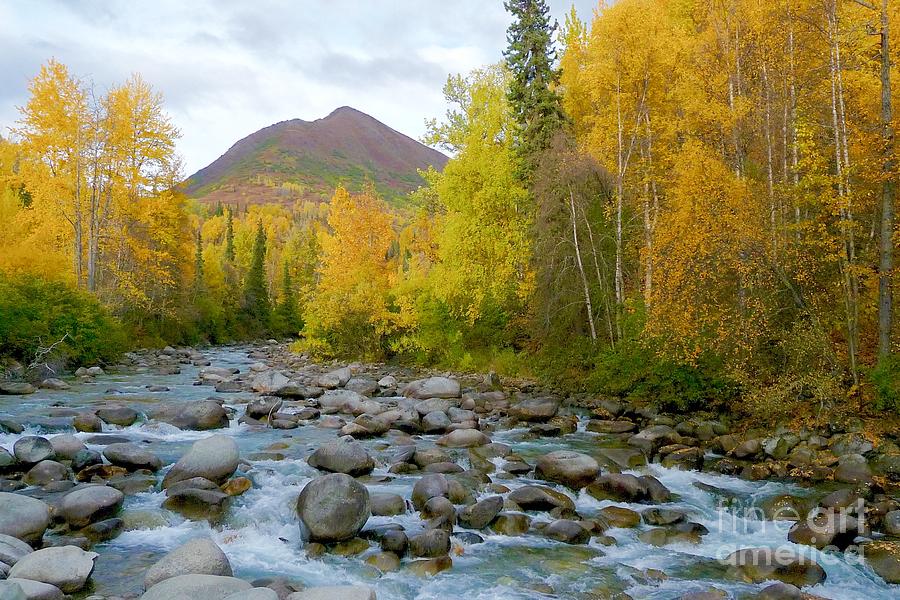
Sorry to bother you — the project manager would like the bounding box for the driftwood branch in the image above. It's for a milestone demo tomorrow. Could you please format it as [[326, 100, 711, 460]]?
[[27, 333, 69, 375]]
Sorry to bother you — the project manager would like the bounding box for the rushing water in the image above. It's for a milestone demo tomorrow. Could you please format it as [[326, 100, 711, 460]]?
[[0, 346, 896, 599]]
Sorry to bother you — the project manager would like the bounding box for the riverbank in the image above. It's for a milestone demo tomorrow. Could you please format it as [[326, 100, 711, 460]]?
[[0, 342, 898, 599]]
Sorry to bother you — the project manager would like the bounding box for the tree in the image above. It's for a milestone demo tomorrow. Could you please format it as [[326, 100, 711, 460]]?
[[193, 227, 204, 296], [242, 221, 270, 332], [272, 260, 301, 337], [224, 207, 235, 262], [503, 0, 567, 173]]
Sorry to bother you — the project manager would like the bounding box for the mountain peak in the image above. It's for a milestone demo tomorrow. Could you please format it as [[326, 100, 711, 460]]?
[[183, 107, 447, 207]]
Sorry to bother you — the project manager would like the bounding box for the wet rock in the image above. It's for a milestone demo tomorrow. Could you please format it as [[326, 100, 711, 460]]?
[[723, 547, 826, 587], [0, 419, 23, 435], [150, 400, 229, 430], [508, 485, 575, 513], [48, 434, 86, 461], [162, 435, 240, 488], [59, 485, 124, 528], [365, 550, 401, 573], [144, 537, 233, 589], [0, 447, 17, 472], [404, 377, 461, 399], [307, 437, 374, 476], [370, 492, 406, 516], [833, 453, 873, 484], [436, 429, 490, 448], [140, 574, 252, 600], [884, 510, 900, 536], [587, 420, 636, 434], [380, 530, 408, 555], [0, 581, 26, 600], [544, 519, 590, 544], [13, 437, 54, 464], [787, 510, 859, 550], [0, 493, 51, 544], [534, 450, 600, 489], [598, 506, 641, 528], [409, 529, 450, 557], [3, 578, 64, 600], [296, 473, 370, 543], [96, 405, 139, 427], [863, 541, 900, 584], [511, 396, 559, 422], [458, 495, 503, 529], [162, 488, 231, 520], [23, 460, 68, 486], [408, 555, 453, 577], [586, 473, 670, 503], [250, 370, 290, 393], [103, 443, 162, 472], [661, 447, 704, 470], [628, 425, 681, 456], [411, 474, 449, 511], [287, 585, 376, 600], [72, 413, 103, 433], [80, 517, 123, 542], [221, 476, 252, 496], [752, 583, 805, 599], [0, 382, 35, 395], [642, 508, 686, 526], [422, 411, 451, 433], [490, 513, 531, 536], [8, 545, 97, 593], [224, 589, 278, 600], [214, 381, 243, 393], [245, 397, 283, 420]]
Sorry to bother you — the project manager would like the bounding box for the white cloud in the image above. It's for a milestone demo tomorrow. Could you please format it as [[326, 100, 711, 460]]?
[[0, 0, 598, 175]]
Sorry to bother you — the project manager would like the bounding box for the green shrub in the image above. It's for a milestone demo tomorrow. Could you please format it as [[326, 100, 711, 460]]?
[[0, 273, 127, 369], [871, 353, 900, 413]]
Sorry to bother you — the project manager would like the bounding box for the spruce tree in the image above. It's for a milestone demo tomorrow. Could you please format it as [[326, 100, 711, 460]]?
[[224, 207, 235, 262], [273, 261, 301, 336], [242, 221, 270, 332], [503, 0, 566, 175]]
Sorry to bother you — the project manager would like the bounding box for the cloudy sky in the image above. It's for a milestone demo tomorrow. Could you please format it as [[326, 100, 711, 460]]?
[[0, 0, 597, 175]]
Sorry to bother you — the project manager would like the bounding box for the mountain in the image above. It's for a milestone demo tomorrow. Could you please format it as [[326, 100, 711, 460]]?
[[182, 106, 449, 207]]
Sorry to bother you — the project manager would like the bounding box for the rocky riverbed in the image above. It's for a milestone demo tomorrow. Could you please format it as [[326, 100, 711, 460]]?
[[0, 343, 898, 599]]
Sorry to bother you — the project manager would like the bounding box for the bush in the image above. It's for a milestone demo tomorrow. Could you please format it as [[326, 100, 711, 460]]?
[[0, 273, 127, 370], [871, 353, 900, 413]]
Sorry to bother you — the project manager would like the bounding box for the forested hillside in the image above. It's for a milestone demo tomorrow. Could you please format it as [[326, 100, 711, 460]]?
[[2, 0, 899, 424]]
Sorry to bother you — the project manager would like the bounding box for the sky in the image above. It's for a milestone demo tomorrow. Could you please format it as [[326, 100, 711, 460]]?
[[0, 0, 598, 176]]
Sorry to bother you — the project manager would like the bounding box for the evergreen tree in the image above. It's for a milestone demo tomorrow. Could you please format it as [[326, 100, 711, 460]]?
[[242, 221, 270, 332], [273, 260, 301, 336], [503, 0, 566, 175], [224, 207, 235, 262]]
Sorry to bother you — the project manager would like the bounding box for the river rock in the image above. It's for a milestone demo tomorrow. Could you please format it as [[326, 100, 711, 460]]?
[[508, 485, 575, 513], [103, 443, 163, 472], [833, 453, 873, 484], [296, 473, 370, 542], [13, 437, 54, 464], [0, 493, 51, 544], [723, 547, 826, 587], [458, 495, 503, 529], [96, 405, 139, 426], [317, 367, 352, 390], [8, 545, 97, 593], [140, 574, 252, 600], [71, 449, 102, 472], [250, 370, 290, 393], [23, 460, 68, 486], [511, 396, 559, 422], [0, 534, 32, 567], [59, 485, 124, 528], [404, 377, 461, 399], [223, 589, 278, 600], [411, 474, 449, 511], [163, 488, 230, 520], [307, 437, 374, 476], [0, 383, 35, 395], [535, 450, 600, 489], [287, 586, 376, 600], [544, 519, 590, 544], [0, 581, 26, 600], [409, 529, 450, 558], [150, 401, 229, 430], [3, 579, 63, 600], [245, 397, 283, 420], [490, 512, 531, 536], [586, 473, 670, 503], [72, 413, 102, 433], [162, 435, 240, 488], [144, 538, 233, 589], [346, 377, 378, 396], [422, 411, 451, 433], [436, 429, 490, 447], [864, 541, 900, 584], [371, 493, 406, 516], [0, 447, 17, 472], [48, 434, 86, 461]]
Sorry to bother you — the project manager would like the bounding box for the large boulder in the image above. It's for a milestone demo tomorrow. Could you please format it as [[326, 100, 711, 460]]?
[[508, 485, 575, 513], [723, 548, 826, 587], [0, 383, 35, 395], [287, 587, 376, 600], [0, 493, 51, 544], [864, 541, 900, 584], [544, 519, 591, 544], [457, 496, 503, 530], [245, 397, 283, 420], [404, 377, 461, 400], [296, 473, 370, 543], [534, 450, 600, 489], [8, 546, 98, 593], [150, 401, 229, 431], [250, 371, 290, 394], [586, 473, 670, 503], [103, 443, 163, 472], [409, 529, 450, 558], [3, 579, 63, 600], [411, 474, 449, 511], [162, 435, 240, 488], [12, 437, 54, 464], [73, 413, 103, 433], [144, 538, 233, 589], [140, 574, 252, 600], [307, 437, 374, 476], [511, 397, 560, 422], [436, 429, 490, 448], [48, 435, 86, 461], [0, 581, 26, 600], [59, 485, 125, 528], [23, 460, 68, 486], [96, 405, 139, 427]]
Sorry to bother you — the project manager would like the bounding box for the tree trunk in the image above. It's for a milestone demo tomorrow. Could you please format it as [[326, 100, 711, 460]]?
[[569, 186, 596, 341], [878, 0, 895, 357]]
